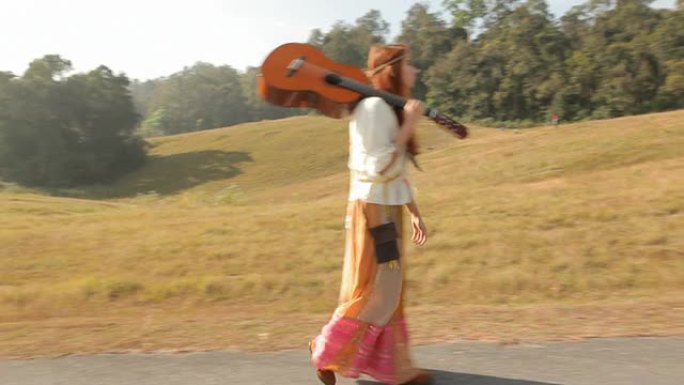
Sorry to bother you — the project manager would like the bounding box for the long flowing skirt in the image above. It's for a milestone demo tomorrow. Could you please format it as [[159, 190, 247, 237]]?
[[311, 200, 418, 385]]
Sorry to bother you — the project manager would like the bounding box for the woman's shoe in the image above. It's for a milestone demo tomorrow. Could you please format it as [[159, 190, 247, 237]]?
[[400, 370, 434, 385], [315, 369, 336, 385], [309, 339, 336, 385]]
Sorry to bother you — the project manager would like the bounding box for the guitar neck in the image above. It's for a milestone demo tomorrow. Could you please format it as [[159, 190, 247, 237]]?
[[324, 73, 467, 139]]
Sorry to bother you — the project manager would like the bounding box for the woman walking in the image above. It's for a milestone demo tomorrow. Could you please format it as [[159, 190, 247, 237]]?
[[309, 44, 433, 385]]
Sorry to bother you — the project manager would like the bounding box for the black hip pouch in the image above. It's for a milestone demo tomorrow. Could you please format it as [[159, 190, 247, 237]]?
[[369, 222, 400, 264]]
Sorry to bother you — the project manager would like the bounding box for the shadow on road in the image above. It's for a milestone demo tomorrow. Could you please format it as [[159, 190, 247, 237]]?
[[357, 369, 560, 385]]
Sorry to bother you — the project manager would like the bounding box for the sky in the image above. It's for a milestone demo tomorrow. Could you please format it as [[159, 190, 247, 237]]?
[[1, 0, 676, 81]]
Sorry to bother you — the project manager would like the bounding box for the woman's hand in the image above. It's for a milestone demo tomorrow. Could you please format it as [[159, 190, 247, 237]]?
[[397, 99, 425, 151], [410, 214, 427, 246], [403, 99, 425, 126]]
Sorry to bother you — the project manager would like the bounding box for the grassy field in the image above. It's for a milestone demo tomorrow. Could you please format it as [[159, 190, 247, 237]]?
[[1, 110, 683, 358]]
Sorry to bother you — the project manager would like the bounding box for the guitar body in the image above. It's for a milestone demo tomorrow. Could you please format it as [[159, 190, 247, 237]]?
[[258, 43, 370, 118]]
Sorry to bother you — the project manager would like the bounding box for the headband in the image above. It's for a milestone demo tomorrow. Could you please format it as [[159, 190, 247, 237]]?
[[365, 54, 405, 78]]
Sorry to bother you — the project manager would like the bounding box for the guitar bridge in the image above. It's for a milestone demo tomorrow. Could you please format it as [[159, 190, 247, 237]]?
[[286, 56, 306, 77]]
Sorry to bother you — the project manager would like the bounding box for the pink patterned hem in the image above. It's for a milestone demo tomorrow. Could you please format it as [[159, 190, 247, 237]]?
[[311, 314, 414, 385]]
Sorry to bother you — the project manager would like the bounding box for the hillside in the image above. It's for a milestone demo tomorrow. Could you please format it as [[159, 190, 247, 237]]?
[[1, 110, 683, 357]]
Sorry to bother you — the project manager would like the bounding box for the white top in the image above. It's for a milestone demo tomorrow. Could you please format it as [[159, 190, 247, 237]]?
[[347, 97, 413, 205]]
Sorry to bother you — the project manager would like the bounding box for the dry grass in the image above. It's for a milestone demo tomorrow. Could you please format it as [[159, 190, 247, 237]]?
[[2, 298, 683, 358], [1, 110, 683, 357]]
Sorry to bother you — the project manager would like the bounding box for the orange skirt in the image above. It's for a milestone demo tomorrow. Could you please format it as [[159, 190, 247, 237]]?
[[311, 200, 418, 385]]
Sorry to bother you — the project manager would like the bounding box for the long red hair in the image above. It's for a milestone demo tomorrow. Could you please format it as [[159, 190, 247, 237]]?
[[367, 44, 418, 156]]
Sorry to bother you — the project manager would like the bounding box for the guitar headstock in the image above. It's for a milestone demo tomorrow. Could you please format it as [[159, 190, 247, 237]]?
[[433, 112, 468, 139]]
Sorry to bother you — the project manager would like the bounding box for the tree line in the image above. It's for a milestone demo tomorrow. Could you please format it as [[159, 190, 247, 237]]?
[[424, 0, 684, 124], [0, 56, 146, 187], [1, 0, 682, 187]]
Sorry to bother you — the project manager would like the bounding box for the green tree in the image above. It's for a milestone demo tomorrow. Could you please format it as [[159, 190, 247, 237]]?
[[130, 79, 160, 120], [145, 62, 249, 134], [0, 55, 76, 186], [397, 3, 465, 99], [653, 6, 684, 109], [355, 9, 390, 49], [0, 56, 146, 187], [312, 9, 390, 67], [578, 0, 664, 117], [139, 106, 169, 137], [429, 0, 680, 123], [443, 0, 522, 33], [64, 66, 146, 183], [307, 29, 325, 47], [429, 0, 568, 121]]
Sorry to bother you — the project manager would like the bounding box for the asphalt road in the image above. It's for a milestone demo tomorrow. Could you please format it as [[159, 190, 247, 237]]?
[[2, 337, 683, 385]]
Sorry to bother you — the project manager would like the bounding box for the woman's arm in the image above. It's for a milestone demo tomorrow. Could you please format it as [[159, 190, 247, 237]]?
[[379, 99, 425, 175]]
